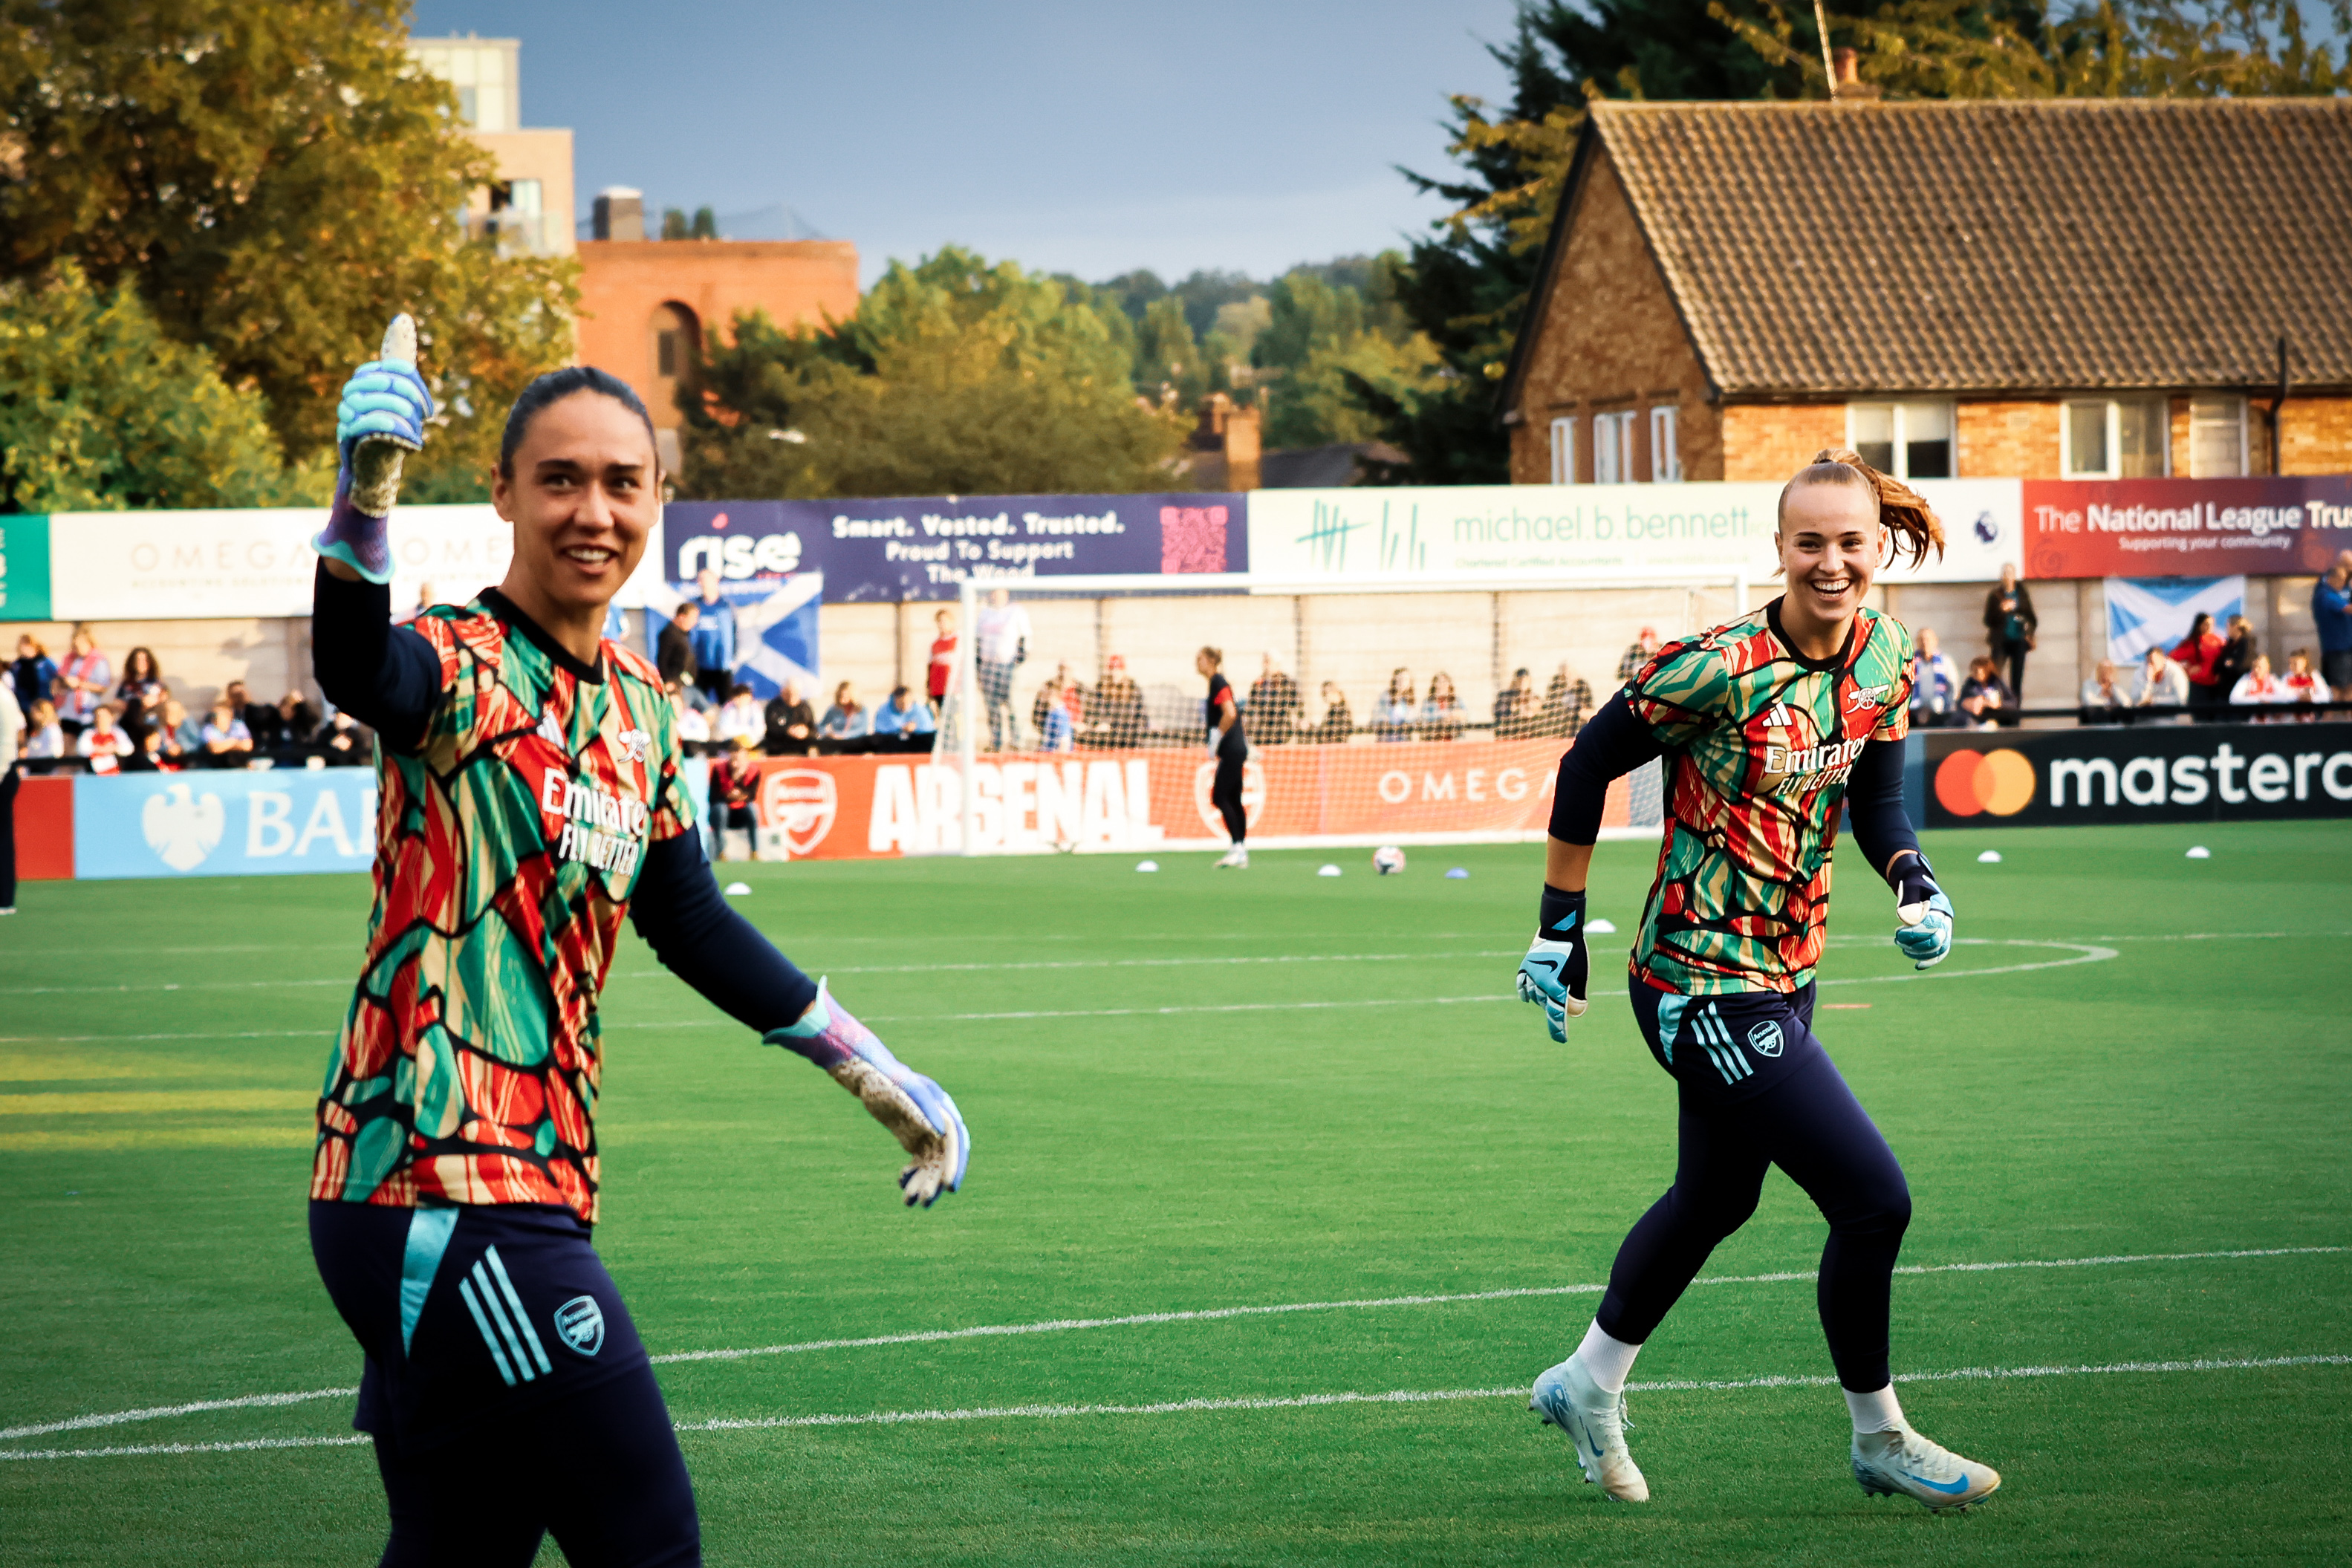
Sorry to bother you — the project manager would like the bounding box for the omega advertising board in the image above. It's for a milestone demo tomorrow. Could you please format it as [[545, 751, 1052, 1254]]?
[[2022, 476, 2352, 579], [1923, 722, 2352, 828]]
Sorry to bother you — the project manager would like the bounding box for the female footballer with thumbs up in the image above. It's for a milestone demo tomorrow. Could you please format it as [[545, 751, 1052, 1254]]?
[[1514, 451, 2000, 1513], [306, 322, 969, 1566]]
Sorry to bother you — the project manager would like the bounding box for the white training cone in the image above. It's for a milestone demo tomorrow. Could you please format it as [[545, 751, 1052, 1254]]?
[[1976, 850, 2003, 864], [1588, 918, 1617, 935], [2186, 845, 2212, 859], [1317, 864, 1343, 877], [724, 882, 752, 896], [1135, 860, 1160, 873]]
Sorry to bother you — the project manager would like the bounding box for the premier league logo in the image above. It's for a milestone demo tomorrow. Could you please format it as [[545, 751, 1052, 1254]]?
[[1747, 1019, 1785, 1058], [553, 1295, 606, 1357]]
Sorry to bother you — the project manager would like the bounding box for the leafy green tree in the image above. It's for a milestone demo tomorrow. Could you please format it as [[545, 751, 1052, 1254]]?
[[661, 208, 691, 240], [692, 206, 718, 239], [680, 247, 1184, 500], [0, 265, 328, 513], [1251, 256, 1437, 450], [1134, 296, 1206, 406], [0, 0, 579, 497]]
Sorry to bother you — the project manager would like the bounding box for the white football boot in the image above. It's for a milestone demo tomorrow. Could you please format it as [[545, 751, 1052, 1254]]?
[[1851, 1425, 2001, 1510], [1214, 848, 1249, 869], [1531, 1357, 1649, 1502]]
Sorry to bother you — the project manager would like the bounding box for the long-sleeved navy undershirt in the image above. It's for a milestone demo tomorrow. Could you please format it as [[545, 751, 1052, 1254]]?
[[313, 563, 818, 1032], [1546, 689, 1923, 886]]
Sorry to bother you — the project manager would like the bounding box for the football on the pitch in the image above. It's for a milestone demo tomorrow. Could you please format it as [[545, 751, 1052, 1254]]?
[[1372, 845, 1406, 875]]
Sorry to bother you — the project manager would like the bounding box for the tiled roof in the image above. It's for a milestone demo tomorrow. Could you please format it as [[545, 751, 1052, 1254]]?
[[1536, 99, 2352, 397]]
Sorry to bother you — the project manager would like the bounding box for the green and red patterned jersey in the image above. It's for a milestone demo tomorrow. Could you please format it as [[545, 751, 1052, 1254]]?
[[311, 592, 694, 1223], [1622, 599, 1912, 996]]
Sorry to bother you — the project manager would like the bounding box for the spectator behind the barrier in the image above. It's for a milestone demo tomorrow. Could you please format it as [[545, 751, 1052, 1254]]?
[[1421, 671, 1465, 741], [2282, 648, 2328, 717], [714, 735, 763, 862], [2313, 550, 2352, 698], [273, 692, 321, 758], [2171, 612, 2226, 720], [2212, 616, 2257, 712], [77, 703, 131, 771], [116, 646, 165, 712], [1040, 677, 1077, 753], [2132, 646, 2189, 718], [715, 683, 764, 749], [169, 698, 205, 756], [1910, 628, 1960, 726], [1032, 663, 1082, 745], [657, 600, 698, 692], [1958, 657, 2012, 729], [10, 635, 57, 724], [819, 682, 868, 746], [1309, 681, 1354, 744], [1247, 654, 1301, 746], [926, 608, 958, 709], [2229, 652, 2284, 718], [22, 699, 65, 763], [1086, 654, 1146, 747], [671, 683, 712, 754], [874, 686, 934, 742], [1983, 564, 2037, 698], [975, 587, 1031, 752], [1494, 668, 1536, 740], [687, 568, 738, 706], [1372, 668, 1416, 742], [393, 580, 435, 627], [224, 681, 277, 750], [2079, 660, 2126, 723], [1617, 625, 1660, 683], [200, 699, 253, 764], [123, 723, 175, 772], [53, 623, 111, 739], [763, 679, 816, 757], [1542, 663, 1594, 739], [0, 679, 17, 911], [320, 709, 370, 764]]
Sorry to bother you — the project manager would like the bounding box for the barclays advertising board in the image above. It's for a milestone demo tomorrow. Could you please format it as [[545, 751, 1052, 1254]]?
[[663, 494, 1246, 602], [74, 770, 378, 879]]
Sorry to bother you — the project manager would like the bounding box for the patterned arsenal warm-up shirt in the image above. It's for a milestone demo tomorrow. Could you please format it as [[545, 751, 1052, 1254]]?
[[1622, 599, 1913, 997], [311, 595, 692, 1223]]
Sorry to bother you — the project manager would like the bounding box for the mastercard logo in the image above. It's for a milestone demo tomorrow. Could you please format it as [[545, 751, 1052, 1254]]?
[[1934, 748, 2036, 816]]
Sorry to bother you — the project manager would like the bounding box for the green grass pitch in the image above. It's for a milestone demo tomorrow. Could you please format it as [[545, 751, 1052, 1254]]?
[[3, 822, 2349, 1565]]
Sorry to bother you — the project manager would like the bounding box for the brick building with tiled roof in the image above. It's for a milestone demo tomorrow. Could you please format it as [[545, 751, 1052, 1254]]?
[[1501, 97, 2352, 487]]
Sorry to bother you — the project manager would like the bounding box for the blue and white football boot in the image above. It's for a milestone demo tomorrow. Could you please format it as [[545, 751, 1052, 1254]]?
[[1531, 1357, 1648, 1502], [1852, 1425, 2001, 1510]]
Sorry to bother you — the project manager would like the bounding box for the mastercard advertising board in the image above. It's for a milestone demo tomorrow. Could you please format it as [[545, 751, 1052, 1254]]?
[[1923, 723, 2352, 827]]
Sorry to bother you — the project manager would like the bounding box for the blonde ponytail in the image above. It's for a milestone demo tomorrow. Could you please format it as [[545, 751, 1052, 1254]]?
[[1778, 448, 1946, 569]]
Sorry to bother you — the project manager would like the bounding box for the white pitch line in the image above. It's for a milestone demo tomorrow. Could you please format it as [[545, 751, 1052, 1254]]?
[[8, 1246, 2335, 1443], [7, 1353, 2345, 1461]]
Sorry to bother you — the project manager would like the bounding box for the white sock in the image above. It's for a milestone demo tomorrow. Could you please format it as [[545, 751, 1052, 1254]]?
[[1844, 1385, 1906, 1437], [1572, 1322, 1642, 1395]]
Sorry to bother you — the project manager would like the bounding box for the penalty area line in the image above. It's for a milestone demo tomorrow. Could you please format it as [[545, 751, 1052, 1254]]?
[[7, 1354, 2345, 1460]]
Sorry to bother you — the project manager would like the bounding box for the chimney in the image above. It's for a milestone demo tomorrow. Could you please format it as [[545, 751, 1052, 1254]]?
[[592, 186, 645, 242], [1830, 48, 1880, 101]]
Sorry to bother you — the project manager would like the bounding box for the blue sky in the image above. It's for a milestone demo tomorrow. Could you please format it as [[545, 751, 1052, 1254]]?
[[409, 0, 1523, 284]]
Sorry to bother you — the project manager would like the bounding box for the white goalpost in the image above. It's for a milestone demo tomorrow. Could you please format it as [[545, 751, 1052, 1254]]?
[[933, 569, 1750, 857]]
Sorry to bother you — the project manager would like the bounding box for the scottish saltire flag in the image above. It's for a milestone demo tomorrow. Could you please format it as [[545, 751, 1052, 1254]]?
[[2105, 575, 2244, 663], [733, 571, 822, 699]]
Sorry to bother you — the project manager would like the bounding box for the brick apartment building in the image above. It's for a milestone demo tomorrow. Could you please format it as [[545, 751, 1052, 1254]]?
[[1501, 97, 2352, 487]]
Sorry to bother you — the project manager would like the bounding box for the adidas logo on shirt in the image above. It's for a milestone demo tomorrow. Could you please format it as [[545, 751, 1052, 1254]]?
[[1763, 701, 1795, 726]]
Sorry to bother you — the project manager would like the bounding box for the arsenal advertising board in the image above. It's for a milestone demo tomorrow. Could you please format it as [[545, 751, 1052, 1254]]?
[[740, 740, 1636, 858]]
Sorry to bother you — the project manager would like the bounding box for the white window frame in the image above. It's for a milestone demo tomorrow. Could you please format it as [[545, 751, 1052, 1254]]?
[[1592, 410, 1636, 485], [2188, 395, 2249, 478], [1650, 405, 1680, 482], [1548, 417, 1576, 485], [2062, 398, 2171, 480], [1845, 401, 1956, 481]]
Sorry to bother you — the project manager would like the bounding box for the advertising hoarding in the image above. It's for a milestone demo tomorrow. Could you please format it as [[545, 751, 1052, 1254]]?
[[0, 514, 51, 620], [2022, 476, 2352, 579], [1923, 722, 2352, 827], [72, 768, 379, 879]]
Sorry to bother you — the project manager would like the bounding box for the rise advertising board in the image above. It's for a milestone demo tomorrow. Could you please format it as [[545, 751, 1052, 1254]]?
[[1923, 722, 2352, 827], [2023, 475, 2352, 579]]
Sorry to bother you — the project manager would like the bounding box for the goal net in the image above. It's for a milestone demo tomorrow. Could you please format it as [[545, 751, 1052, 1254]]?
[[926, 573, 1742, 856]]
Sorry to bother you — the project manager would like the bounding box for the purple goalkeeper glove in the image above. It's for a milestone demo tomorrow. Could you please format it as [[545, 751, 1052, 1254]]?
[[765, 979, 970, 1207], [314, 315, 435, 585]]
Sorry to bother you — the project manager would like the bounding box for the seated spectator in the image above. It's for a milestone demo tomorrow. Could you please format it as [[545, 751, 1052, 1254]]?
[[819, 681, 869, 746], [122, 686, 171, 746], [1372, 669, 1417, 742], [1307, 681, 1354, 744], [2281, 648, 2328, 718], [273, 691, 321, 757], [2132, 646, 2189, 719], [148, 698, 192, 765], [1910, 628, 1959, 727], [22, 699, 65, 764], [1031, 663, 1083, 747], [2229, 652, 2285, 718], [1085, 655, 1146, 748], [657, 601, 698, 692], [762, 679, 816, 757], [169, 698, 206, 755], [201, 699, 254, 764], [715, 683, 765, 749], [1957, 657, 2014, 730], [77, 703, 132, 772], [872, 686, 935, 745], [116, 645, 166, 712], [713, 735, 763, 861], [1420, 671, 1465, 741], [123, 723, 180, 773], [671, 683, 712, 752], [1039, 677, 1078, 753], [1247, 654, 1301, 746], [319, 709, 371, 764], [2078, 660, 2126, 724], [1542, 663, 1594, 739], [1493, 668, 1536, 740]]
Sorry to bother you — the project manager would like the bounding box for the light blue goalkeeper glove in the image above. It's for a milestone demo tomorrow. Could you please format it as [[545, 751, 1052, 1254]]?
[[314, 315, 435, 584], [765, 979, 969, 1206], [1516, 885, 1589, 1043], [1891, 856, 1954, 971]]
